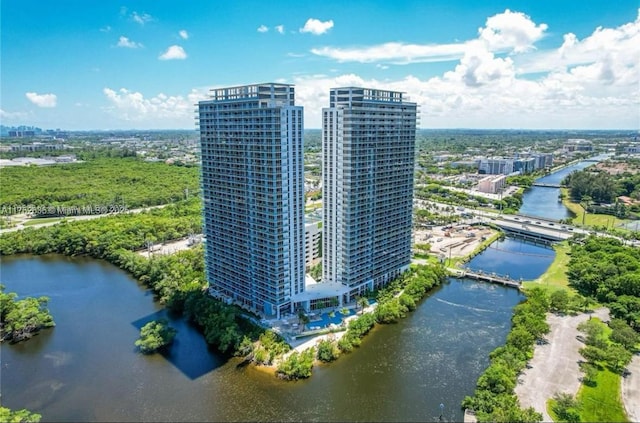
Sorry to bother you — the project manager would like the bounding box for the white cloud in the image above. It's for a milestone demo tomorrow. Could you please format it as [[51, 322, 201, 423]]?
[[179, 30, 189, 40], [102, 87, 208, 127], [311, 42, 467, 64], [478, 9, 547, 53], [293, 42, 638, 129], [100, 25, 111, 33], [117, 36, 143, 48], [257, 25, 269, 33], [300, 18, 334, 35], [25, 92, 57, 108], [275, 25, 285, 34], [0, 108, 29, 121], [516, 9, 640, 75], [311, 9, 547, 64], [159, 45, 187, 60], [132, 11, 153, 25]]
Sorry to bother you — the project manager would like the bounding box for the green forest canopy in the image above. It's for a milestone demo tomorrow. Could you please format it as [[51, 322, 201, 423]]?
[[0, 157, 200, 214]]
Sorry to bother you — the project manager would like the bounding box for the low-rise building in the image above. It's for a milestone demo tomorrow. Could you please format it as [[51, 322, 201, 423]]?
[[477, 174, 506, 194], [478, 158, 514, 175], [564, 139, 593, 152], [305, 218, 322, 268]]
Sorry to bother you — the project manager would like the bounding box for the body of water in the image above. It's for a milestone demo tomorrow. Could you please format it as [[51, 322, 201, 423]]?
[[1, 159, 597, 421], [465, 238, 555, 281], [519, 160, 598, 220], [1, 254, 526, 422]]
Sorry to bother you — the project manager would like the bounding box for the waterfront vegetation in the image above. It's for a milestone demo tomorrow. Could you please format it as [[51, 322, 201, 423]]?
[[135, 319, 177, 354], [241, 263, 448, 379], [452, 231, 503, 267], [0, 157, 200, 215], [0, 285, 55, 343], [0, 406, 41, 422], [461, 286, 550, 422]]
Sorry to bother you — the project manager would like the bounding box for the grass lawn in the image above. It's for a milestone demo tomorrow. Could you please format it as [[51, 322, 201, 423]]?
[[522, 241, 575, 294], [577, 367, 628, 422], [561, 189, 627, 229], [22, 217, 64, 226]]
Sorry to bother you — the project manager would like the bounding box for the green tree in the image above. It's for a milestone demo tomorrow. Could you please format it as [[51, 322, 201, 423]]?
[[609, 319, 640, 350], [277, 348, 315, 380], [605, 343, 632, 373], [581, 362, 599, 386], [0, 285, 55, 343], [0, 407, 41, 423], [316, 338, 340, 362], [549, 290, 570, 313], [135, 319, 177, 354], [356, 296, 370, 314], [551, 392, 581, 423]]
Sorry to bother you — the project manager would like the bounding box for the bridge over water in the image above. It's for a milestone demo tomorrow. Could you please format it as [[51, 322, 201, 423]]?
[[449, 268, 522, 289], [531, 182, 562, 188]]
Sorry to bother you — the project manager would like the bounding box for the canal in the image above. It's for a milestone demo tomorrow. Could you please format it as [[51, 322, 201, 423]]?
[[1, 254, 525, 422], [0, 160, 596, 421], [519, 158, 600, 221]]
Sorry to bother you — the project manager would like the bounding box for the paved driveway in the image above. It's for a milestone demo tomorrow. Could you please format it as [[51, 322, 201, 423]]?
[[622, 353, 640, 423], [515, 308, 610, 421]]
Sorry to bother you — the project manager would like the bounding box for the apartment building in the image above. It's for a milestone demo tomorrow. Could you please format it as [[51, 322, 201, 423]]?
[[322, 87, 417, 301], [198, 83, 305, 318]]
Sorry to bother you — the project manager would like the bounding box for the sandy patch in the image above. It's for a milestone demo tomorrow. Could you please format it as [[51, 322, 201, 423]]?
[[414, 225, 498, 259]]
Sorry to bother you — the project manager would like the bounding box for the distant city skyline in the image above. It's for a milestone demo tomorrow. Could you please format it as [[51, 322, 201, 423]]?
[[1, 0, 638, 130]]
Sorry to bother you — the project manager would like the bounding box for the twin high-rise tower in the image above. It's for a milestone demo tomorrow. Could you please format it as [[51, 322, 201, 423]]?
[[198, 83, 417, 318]]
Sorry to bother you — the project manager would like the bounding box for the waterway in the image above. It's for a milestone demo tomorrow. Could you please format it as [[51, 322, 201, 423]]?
[[519, 160, 597, 220], [1, 254, 525, 422], [0, 159, 596, 422]]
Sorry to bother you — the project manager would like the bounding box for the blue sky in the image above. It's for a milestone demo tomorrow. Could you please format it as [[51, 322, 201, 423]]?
[[1, 0, 638, 130]]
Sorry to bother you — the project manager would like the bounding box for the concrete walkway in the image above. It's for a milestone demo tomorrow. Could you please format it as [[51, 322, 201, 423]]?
[[622, 353, 640, 423], [515, 308, 610, 422]]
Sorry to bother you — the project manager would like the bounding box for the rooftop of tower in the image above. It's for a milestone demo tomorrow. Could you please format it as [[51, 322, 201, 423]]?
[[328, 87, 414, 107], [206, 82, 295, 105]]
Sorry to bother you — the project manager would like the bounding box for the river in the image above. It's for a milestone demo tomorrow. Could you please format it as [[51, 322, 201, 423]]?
[[0, 160, 595, 422], [519, 158, 601, 220], [1, 254, 527, 422]]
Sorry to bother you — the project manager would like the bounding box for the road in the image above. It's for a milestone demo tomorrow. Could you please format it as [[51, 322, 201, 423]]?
[[0, 204, 169, 234], [623, 353, 640, 423], [414, 199, 639, 247]]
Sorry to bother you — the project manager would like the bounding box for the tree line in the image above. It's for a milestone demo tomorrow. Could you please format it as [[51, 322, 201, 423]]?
[[563, 165, 640, 216], [567, 236, 640, 331], [0, 157, 200, 215], [461, 287, 550, 422]]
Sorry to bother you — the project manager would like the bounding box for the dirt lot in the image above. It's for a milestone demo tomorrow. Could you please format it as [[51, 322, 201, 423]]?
[[137, 237, 199, 257], [414, 224, 497, 259], [515, 308, 610, 421]]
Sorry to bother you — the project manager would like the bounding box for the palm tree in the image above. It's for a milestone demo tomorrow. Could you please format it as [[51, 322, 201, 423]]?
[[297, 308, 309, 332], [356, 297, 369, 314], [580, 195, 592, 226]]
